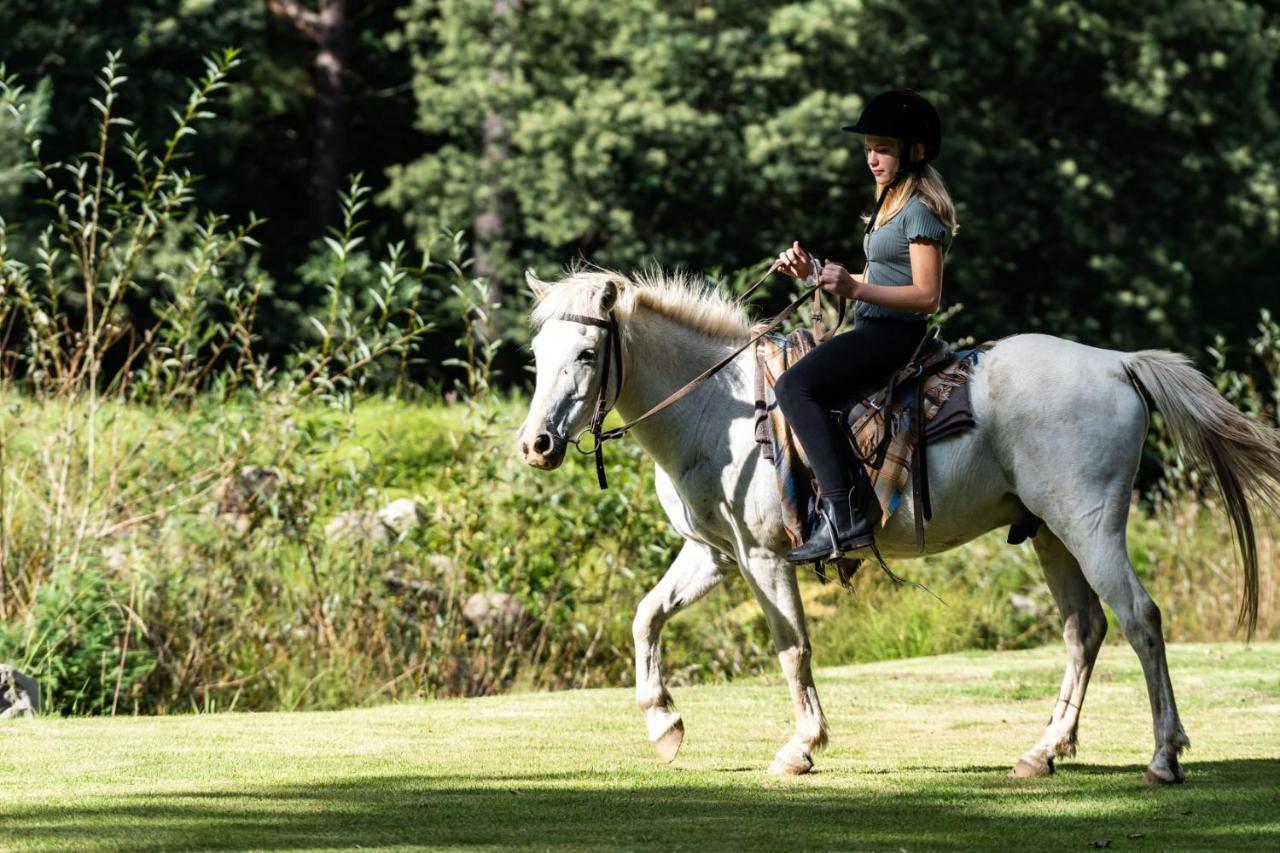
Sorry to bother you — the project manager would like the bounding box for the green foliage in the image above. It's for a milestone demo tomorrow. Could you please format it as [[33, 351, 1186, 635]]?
[[0, 563, 152, 715], [1209, 308, 1280, 423], [0, 50, 430, 404], [1146, 308, 1279, 499], [3, 390, 1271, 715], [439, 251, 504, 398], [0, 7, 1277, 717], [0, 0, 425, 359], [387, 0, 1280, 354], [808, 535, 1058, 666], [0, 50, 434, 714], [0, 74, 49, 212], [3, 1, 1278, 368], [881, 0, 1280, 350]]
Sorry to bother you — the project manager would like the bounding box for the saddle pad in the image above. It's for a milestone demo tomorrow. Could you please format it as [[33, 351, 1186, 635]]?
[[844, 350, 980, 523], [756, 331, 983, 548]]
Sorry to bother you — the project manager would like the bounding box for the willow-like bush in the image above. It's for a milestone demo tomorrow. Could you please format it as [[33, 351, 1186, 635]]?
[[0, 51, 431, 713]]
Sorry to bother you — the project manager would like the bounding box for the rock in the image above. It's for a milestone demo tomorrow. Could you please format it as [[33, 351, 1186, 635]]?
[[0, 664, 41, 719], [212, 466, 282, 515], [221, 513, 255, 536], [382, 558, 440, 597], [208, 466, 285, 534], [383, 555, 462, 593], [1009, 592, 1040, 618], [327, 499, 426, 545], [425, 554, 464, 588], [1009, 584, 1052, 620], [382, 569, 438, 597], [462, 591, 528, 634], [324, 510, 392, 544], [377, 498, 427, 535], [101, 543, 130, 574]]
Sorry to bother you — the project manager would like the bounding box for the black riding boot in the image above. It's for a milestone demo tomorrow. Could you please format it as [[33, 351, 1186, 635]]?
[[785, 480, 877, 564]]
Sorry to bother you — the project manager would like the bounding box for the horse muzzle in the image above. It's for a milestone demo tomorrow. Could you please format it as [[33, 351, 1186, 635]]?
[[517, 429, 567, 470]]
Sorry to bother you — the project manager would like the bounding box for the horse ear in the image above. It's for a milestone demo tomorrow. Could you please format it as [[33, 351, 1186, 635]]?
[[599, 277, 621, 313], [525, 270, 551, 300]]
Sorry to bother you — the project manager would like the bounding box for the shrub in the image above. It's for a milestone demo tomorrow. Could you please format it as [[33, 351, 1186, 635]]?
[[0, 562, 152, 715], [0, 50, 431, 713]]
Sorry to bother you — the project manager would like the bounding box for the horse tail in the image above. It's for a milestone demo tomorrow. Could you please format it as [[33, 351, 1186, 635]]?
[[1123, 349, 1280, 637]]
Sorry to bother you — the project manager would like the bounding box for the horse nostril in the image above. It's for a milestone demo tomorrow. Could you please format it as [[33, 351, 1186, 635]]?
[[532, 433, 553, 454]]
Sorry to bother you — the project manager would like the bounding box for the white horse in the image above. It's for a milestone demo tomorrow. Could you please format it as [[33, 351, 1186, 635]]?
[[516, 267, 1279, 784]]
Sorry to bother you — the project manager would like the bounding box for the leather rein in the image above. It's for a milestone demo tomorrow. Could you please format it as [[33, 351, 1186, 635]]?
[[560, 185, 898, 487], [558, 262, 842, 489]]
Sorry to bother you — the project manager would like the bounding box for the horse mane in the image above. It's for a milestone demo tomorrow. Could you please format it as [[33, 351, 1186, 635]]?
[[530, 265, 752, 343]]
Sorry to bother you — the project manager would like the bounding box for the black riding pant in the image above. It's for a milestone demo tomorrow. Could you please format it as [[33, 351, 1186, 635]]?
[[773, 316, 926, 498]]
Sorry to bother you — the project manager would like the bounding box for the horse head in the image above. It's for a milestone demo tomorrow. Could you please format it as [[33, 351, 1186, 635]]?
[[517, 270, 624, 470]]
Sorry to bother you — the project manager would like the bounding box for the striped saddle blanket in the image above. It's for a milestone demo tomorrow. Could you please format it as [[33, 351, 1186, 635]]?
[[754, 329, 984, 569]]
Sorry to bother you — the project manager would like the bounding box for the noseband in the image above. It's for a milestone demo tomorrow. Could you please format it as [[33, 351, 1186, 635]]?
[[555, 311, 623, 489]]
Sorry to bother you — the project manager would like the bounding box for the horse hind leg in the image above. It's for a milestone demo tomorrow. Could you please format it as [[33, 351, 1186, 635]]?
[[1063, 528, 1190, 784], [1011, 530, 1107, 778], [633, 540, 730, 764]]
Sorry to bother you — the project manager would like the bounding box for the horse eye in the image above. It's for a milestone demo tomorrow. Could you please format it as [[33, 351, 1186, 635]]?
[[577, 349, 596, 362]]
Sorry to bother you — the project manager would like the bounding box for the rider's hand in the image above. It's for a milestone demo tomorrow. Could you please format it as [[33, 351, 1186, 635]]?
[[818, 261, 857, 299], [776, 241, 815, 279]]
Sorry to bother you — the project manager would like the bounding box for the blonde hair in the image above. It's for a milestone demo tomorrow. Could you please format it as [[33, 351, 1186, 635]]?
[[861, 138, 959, 236]]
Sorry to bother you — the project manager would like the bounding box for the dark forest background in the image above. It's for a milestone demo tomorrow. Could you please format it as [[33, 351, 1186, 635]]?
[[3, 0, 1278, 384]]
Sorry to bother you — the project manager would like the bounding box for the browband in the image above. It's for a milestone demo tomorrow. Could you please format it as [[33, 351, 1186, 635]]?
[[556, 313, 610, 328]]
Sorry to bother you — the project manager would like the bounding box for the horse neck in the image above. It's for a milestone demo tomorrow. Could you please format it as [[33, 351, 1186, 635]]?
[[614, 308, 750, 474]]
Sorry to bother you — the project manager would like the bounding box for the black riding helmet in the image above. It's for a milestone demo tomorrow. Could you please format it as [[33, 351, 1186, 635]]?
[[843, 89, 942, 172], [845, 89, 942, 231]]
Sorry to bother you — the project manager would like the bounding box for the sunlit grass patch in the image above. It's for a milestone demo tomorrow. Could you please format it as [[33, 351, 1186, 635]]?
[[0, 643, 1276, 851]]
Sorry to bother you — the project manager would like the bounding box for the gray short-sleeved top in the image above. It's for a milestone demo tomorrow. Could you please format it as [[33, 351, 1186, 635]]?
[[857, 195, 951, 321]]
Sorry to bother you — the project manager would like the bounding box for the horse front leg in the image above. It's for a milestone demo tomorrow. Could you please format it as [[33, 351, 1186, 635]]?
[[740, 551, 829, 775], [633, 539, 730, 763]]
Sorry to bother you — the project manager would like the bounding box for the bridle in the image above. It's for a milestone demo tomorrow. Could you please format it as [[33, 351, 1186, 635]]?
[[555, 263, 838, 489], [553, 310, 623, 489]]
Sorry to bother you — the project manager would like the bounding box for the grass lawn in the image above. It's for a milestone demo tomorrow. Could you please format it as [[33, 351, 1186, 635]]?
[[1, 642, 1277, 851]]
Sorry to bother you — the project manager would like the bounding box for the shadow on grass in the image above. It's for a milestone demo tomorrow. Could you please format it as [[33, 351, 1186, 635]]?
[[4, 760, 1278, 851]]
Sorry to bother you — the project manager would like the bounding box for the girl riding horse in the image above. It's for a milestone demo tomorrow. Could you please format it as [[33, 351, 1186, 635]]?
[[774, 89, 959, 564]]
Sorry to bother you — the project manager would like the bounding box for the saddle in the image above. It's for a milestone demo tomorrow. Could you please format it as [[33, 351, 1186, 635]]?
[[755, 327, 986, 581]]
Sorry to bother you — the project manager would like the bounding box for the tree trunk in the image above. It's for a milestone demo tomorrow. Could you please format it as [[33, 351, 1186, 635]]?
[[311, 0, 349, 235], [266, 0, 349, 236], [472, 0, 520, 344]]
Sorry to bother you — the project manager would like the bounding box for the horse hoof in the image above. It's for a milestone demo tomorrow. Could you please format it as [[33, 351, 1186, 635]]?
[[1010, 757, 1053, 778], [1142, 766, 1185, 786], [654, 718, 684, 764], [767, 750, 814, 776]]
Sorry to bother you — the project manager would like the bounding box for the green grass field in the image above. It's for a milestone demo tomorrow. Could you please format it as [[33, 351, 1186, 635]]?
[[1, 642, 1277, 851]]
